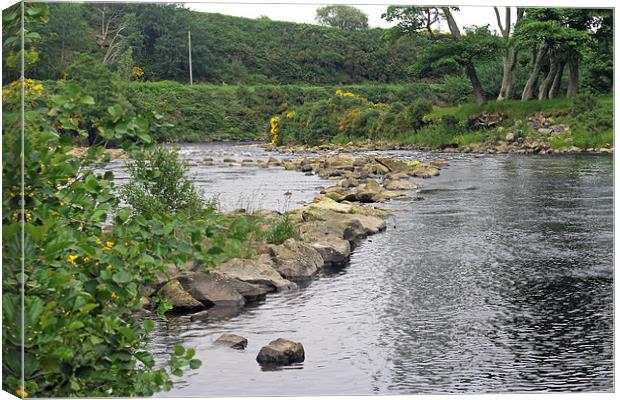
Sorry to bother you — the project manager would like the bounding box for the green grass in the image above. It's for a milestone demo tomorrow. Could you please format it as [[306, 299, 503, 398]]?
[[264, 213, 298, 245], [426, 97, 577, 124]]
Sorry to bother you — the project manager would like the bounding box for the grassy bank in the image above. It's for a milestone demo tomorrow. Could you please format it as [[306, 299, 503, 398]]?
[[120, 81, 459, 143], [307, 94, 613, 151]]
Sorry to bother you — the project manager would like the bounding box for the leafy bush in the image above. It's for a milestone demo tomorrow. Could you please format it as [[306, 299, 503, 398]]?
[[121, 146, 203, 216], [2, 78, 204, 397], [408, 99, 434, 131], [571, 93, 599, 116]]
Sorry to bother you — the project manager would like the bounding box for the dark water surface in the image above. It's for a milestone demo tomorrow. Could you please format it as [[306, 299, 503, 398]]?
[[148, 145, 613, 396]]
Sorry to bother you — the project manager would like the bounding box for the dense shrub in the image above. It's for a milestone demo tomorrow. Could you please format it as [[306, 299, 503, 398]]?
[[2, 79, 204, 397], [121, 146, 204, 216]]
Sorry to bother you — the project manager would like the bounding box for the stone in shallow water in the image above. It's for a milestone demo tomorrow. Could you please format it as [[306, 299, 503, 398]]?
[[215, 334, 248, 349], [217, 255, 296, 291], [265, 239, 324, 280], [157, 280, 205, 312], [383, 179, 418, 191], [177, 272, 245, 307], [256, 338, 305, 366], [189, 310, 210, 321]]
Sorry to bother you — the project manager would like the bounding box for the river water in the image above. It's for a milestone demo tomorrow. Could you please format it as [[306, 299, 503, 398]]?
[[140, 143, 613, 396]]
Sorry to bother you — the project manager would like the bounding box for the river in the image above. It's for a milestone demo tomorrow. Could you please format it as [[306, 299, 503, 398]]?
[[135, 143, 613, 396]]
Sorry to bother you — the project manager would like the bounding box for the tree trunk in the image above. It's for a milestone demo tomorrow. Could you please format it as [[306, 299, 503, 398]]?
[[549, 60, 565, 99], [497, 48, 518, 100], [465, 63, 487, 105], [442, 7, 486, 104], [522, 45, 548, 100], [566, 58, 579, 97], [538, 51, 558, 100]]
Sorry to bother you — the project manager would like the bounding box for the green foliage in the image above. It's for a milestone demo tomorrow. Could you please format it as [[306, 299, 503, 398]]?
[[2, 2, 49, 79], [264, 213, 298, 245], [315, 5, 369, 30], [570, 93, 598, 116], [276, 89, 436, 145], [2, 80, 203, 397], [440, 74, 473, 105], [121, 146, 204, 217]]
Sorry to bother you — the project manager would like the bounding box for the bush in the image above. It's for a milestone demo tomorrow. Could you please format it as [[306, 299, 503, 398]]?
[[264, 213, 298, 245], [2, 79, 202, 397], [408, 99, 434, 131], [121, 146, 203, 216], [571, 93, 599, 116]]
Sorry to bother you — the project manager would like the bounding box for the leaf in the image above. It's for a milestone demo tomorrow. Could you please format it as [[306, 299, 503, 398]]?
[[115, 208, 131, 224], [67, 321, 85, 331], [79, 303, 98, 314], [174, 344, 184, 356], [185, 347, 196, 359], [171, 368, 183, 377], [189, 359, 202, 369], [112, 270, 133, 284], [143, 319, 155, 333], [80, 95, 95, 105]]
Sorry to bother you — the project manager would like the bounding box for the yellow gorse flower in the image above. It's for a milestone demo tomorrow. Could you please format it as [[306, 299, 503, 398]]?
[[2, 79, 44, 102], [270, 116, 280, 145], [133, 66, 144, 78], [335, 89, 388, 110], [16, 386, 28, 398]]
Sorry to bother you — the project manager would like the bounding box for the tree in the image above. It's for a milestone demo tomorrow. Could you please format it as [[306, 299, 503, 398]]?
[[494, 7, 524, 100], [513, 9, 591, 100], [315, 5, 368, 30], [383, 6, 494, 104], [29, 3, 93, 80]]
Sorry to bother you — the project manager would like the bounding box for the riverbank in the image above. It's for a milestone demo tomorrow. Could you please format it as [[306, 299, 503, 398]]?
[[147, 153, 445, 320], [272, 94, 613, 154]]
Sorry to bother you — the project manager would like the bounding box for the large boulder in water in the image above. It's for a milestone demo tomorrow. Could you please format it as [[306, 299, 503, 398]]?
[[256, 338, 305, 366], [157, 279, 205, 312], [264, 239, 324, 279], [177, 272, 245, 307], [217, 255, 296, 291], [298, 222, 351, 266]]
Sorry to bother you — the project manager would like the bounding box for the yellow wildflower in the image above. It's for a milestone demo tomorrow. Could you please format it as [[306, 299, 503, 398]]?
[[67, 255, 78, 266], [286, 111, 296, 119], [106, 264, 113, 270], [66, 177, 73, 184], [133, 66, 144, 78], [270, 116, 280, 145], [25, 212, 32, 222], [111, 292, 118, 300], [104, 241, 114, 250], [16, 386, 28, 398]]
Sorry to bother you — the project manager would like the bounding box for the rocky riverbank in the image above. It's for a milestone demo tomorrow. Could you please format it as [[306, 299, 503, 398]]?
[[147, 154, 446, 322], [264, 140, 614, 155]]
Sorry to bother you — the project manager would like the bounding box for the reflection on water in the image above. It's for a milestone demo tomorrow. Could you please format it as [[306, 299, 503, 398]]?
[[145, 145, 612, 396]]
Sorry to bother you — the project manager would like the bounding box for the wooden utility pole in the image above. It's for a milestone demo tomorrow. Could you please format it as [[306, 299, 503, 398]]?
[[188, 30, 193, 85]]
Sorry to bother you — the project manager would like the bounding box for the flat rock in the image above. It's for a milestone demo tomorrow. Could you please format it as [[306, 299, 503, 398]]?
[[215, 334, 248, 349], [256, 338, 305, 366], [265, 239, 324, 279], [189, 310, 210, 321], [217, 255, 296, 291], [177, 272, 245, 307], [383, 179, 418, 191], [158, 280, 205, 312]]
